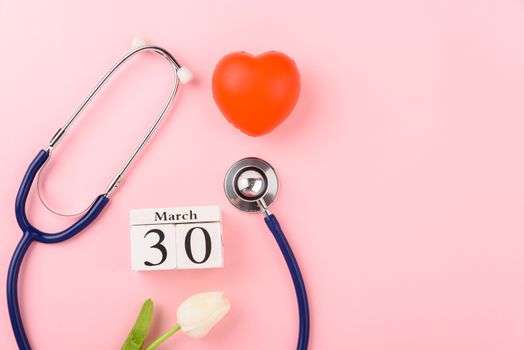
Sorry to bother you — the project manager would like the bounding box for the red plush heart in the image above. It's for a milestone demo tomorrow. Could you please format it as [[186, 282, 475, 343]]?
[[212, 51, 301, 136]]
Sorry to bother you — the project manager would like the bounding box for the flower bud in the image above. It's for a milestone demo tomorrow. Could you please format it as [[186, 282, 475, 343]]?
[[176, 291, 231, 338]]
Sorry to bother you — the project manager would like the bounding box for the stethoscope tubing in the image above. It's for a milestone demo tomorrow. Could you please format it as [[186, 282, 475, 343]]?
[[7, 233, 33, 350], [8, 149, 109, 350], [264, 213, 310, 350]]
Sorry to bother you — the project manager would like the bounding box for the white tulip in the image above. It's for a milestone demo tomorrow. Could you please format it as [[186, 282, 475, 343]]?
[[176, 291, 231, 338]]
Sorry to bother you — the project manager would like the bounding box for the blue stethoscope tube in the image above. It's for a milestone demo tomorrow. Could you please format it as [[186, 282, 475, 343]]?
[[264, 213, 310, 350], [8, 150, 109, 350]]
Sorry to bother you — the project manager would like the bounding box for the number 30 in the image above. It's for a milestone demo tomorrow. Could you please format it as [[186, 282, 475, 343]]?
[[143, 226, 213, 267]]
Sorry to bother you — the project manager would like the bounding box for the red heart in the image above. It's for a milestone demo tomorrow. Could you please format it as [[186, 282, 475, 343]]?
[[212, 51, 301, 136]]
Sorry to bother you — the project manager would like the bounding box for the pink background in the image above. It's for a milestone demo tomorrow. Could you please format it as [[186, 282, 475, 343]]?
[[2, 0, 524, 349]]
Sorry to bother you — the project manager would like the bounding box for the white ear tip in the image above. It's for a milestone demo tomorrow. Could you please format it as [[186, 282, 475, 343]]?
[[177, 67, 193, 84], [131, 37, 148, 49]]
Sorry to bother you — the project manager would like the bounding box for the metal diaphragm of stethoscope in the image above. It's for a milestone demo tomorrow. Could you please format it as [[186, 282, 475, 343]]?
[[224, 157, 310, 350], [8, 44, 192, 350]]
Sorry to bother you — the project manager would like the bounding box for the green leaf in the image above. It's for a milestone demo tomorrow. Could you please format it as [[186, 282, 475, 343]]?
[[121, 299, 154, 350]]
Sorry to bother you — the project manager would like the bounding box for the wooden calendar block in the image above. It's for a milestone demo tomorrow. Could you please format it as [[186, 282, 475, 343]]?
[[175, 222, 224, 269], [130, 205, 223, 271], [130, 224, 177, 271]]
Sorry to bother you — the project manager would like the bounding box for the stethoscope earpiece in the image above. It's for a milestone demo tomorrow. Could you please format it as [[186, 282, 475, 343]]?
[[176, 67, 194, 84], [132, 37, 193, 84]]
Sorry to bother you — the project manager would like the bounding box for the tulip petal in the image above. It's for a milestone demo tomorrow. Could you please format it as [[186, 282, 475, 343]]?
[[177, 291, 231, 339]]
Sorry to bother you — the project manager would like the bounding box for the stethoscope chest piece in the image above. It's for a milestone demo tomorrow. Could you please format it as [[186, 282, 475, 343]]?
[[224, 157, 278, 213]]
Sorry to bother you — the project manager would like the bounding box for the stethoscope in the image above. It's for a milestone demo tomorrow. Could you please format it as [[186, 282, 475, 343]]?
[[8, 45, 192, 350], [8, 45, 309, 350], [224, 157, 310, 350]]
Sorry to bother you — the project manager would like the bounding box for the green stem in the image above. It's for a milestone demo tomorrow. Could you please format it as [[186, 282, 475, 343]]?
[[144, 324, 181, 350]]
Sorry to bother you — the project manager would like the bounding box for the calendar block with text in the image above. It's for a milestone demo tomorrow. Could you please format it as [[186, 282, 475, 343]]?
[[130, 206, 223, 271]]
